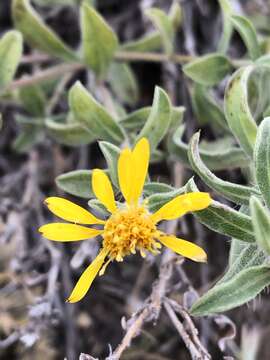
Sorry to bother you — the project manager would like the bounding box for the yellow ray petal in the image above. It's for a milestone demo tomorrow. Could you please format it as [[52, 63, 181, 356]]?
[[159, 235, 207, 262], [67, 249, 108, 303], [118, 147, 133, 204], [92, 169, 117, 213], [39, 223, 103, 241], [45, 197, 104, 224], [151, 192, 211, 223], [132, 137, 150, 203]]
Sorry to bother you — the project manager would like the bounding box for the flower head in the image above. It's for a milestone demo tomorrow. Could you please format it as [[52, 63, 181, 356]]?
[[39, 138, 211, 303]]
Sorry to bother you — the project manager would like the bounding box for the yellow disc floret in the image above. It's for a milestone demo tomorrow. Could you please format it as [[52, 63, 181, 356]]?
[[102, 205, 161, 262]]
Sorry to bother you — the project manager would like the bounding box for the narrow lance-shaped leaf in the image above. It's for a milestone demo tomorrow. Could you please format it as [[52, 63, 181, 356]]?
[[231, 15, 261, 61], [224, 66, 257, 156], [0, 30, 23, 89], [69, 81, 125, 144], [250, 196, 270, 256], [98, 141, 120, 188], [12, 0, 76, 61], [183, 54, 232, 86], [217, 0, 233, 53], [219, 243, 266, 285], [190, 265, 270, 316], [137, 86, 172, 151], [254, 117, 270, 208], [186, 178, 255, 243], [169, 125, 250, 171], [229, 205, 250, 266], [80, 2, 118, 76], [145, 8, 174, 55], [188, 132, 260, 205]]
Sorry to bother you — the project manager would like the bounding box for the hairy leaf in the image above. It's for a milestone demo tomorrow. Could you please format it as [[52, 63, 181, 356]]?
[[191, 265, 270, 316], [254, 117, 270, 208], [98, 141, 120, 188], [145, 8, 174, 55], [137, 86, 172, 150], [12, 0, 76, 61], [81, 2, 118, 76], [69, 81, 125, 144], [169, 125, 250, 170], [250, 196, 270, 255], [218, 0, 233, 53], [231, 15, 261, 60], [224, 66, 257, 156], [45, 117, 95, 146], [186, 179, 255, 242], [0, 30, 22, 89], [56, 170, 94, 199], [188, 132, 260, 204]]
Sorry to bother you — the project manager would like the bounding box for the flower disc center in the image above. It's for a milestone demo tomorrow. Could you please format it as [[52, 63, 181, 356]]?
[[102, 206, 161, 261]]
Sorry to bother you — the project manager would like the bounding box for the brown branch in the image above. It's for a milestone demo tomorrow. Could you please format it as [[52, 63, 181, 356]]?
[[166, 298, 211, 359], [164, 300, 203, 360]]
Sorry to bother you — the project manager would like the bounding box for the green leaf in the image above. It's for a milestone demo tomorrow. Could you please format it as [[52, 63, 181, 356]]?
[[220, 244, 266, 285], [228, 205, 250, 266], [250, 196, 270, 256], [190, 265, 270, 316], [13, 115, 43, 153], [183, 53, 232, 86], [87, 199, 110, 218], [81, 2, 118, 76], [45, 116, 95, 146], [121, 32, 162, 52], [254, 117, 270, 208], [231, 15, 261, 61], [98, 141, 120, 188], [191, 84, 229, 132], [224, 66, 257, 156], [19, 85, 46, 116], [186, 178, 255, 242], [119, 106, 184, 132], [145, 8, 174, 55], [119, 107, 151, 131], [188, 132, 260, 205], [12, 0, 76, 61], [56, 170, 94, 199], [137, 86, 172, 150], [0, 30, 23, 89], [217, 0, 233, 53], [108, 62, 138, 105], [143, 182, 175, 197], [121, 3, 181, 53], [69, 81, 125, 144], [169, 125, 250, 171], [148, 187, 186, 213]]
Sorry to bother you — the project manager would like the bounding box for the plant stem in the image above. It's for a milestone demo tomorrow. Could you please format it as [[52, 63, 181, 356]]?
[[7, 62, 83, 91], [7, 50, 251, 92], [115, 50, 194, 63]]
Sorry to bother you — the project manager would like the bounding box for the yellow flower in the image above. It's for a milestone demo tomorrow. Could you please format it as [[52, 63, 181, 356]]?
[[39, 138, 211, 303]]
